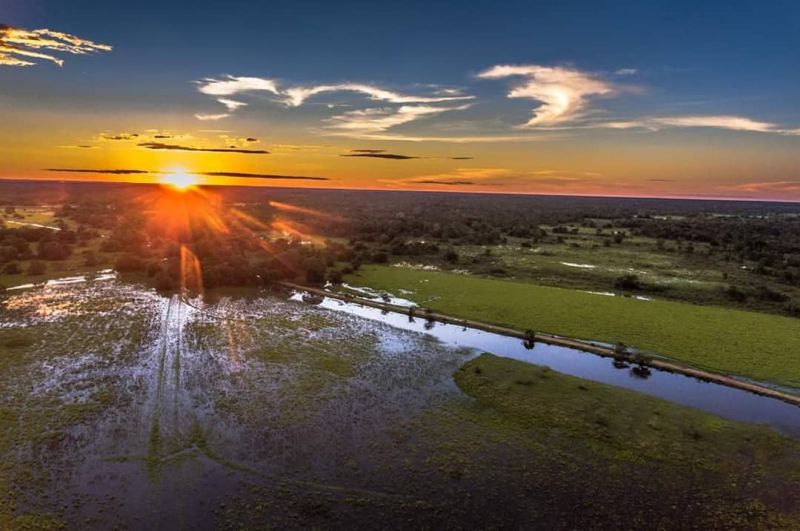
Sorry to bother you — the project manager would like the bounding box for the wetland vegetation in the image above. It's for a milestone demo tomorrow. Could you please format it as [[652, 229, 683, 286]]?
[[2, 181, 800, 527]]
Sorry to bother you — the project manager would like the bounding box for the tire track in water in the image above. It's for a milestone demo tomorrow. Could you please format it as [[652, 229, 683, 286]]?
[[146, 294, 184, 474]]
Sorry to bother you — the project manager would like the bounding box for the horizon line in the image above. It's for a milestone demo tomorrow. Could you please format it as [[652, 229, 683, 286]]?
[[1, 176, 798, 205]]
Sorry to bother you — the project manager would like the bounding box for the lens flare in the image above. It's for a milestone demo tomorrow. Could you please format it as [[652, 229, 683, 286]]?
[[161, 170, 199, 191]]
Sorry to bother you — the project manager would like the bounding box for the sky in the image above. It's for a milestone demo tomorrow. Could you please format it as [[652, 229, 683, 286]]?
[[1, 0, 799, 200]]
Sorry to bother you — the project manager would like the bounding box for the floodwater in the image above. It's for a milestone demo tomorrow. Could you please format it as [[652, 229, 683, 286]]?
[[298, 293, 800, 436], [2, 277, 800, 528]]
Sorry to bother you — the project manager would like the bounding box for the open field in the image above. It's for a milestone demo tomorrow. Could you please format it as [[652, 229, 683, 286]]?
[[346, 265, 800, 387], [3, 280, 800, 527]]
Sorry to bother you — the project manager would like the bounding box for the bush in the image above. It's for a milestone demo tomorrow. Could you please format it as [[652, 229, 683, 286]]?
[[327, 269, 344, 284], [614, 274, 641, 291]]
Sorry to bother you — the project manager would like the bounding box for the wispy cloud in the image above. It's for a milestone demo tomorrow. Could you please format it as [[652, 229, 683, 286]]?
[[198, 76, 281, 97], [194, 75, 474, 130], [478, 64, 614, 127], [0, 24, 111, 67], [323, 104, 471, 136], [45, 168, 329, 182], [197, 75, 473, 107], [341, 149, 473, 160], [603, 115, 797, 134], [46, 168, 151, 175], [194, 112, 231, 121], [392, 167, 605, 191], [723, 181, 800, 194], [341, 152, 418, 160], [615, 68, 638, 76], [99, 132, 139, 141], [281, 83, 473, 107], [199, 171, 329, 181], [138, 142, 269, 154], [415, 179, 477, 186]]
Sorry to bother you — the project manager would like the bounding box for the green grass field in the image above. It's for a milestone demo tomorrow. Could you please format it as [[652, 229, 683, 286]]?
[[346, 265, 800, 387], [456, 354, 800, 473]]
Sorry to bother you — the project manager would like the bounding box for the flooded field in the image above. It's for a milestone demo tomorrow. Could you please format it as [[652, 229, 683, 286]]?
[[2, 278, 800, 528]]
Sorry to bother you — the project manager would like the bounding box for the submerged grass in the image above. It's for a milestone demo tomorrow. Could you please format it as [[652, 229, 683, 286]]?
[[347, 265, 800, 387]]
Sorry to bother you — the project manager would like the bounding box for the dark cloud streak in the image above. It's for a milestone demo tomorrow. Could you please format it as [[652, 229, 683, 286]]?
[[46, 168, 151, 175], [341, 153, 418, 160], [138, 142, 269, 154], [199, 171, 329, 181]]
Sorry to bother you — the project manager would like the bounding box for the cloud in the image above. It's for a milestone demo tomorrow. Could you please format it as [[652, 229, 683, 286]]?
[[393, 167, 605, 191], [100, 132, 139, 141], [195, 75, 475, 131], [199, 171, 329, 181], [340, 150, 473, 160], [46, 168, 150, 175], [415, 179, 476, 186], [57, 144, 96, 149], [615, 68, 638, 76], [346, 132, 560, 142], [478, 64, 614, 127], [281, 83, 474, 107], [652, 115, 776, 132], [44, 168, 329, 182], [324, 104, 472, 136], [138, 142, 269, 154], [217, 98, 247, 111], [603, 115, 795, 134], [197, 75, 473, 107], [0, 24, 111, 67], [723, 181, 800, 194], [194, 112, 231, 121], [197, 76, 281, 97], [341, 152, 418, 160]]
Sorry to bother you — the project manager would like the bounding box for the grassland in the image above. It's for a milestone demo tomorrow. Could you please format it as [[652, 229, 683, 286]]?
[[457, 354, 800, 469], [346, 265, 800, 387], [445, 354, 800, 527]]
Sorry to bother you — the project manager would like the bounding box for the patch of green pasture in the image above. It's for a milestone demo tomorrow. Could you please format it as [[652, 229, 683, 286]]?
[[347, 265, 800, 387], [456, 354, 800, 473]]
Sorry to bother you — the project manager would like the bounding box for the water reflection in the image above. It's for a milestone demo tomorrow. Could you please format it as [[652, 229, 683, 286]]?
[[291, 293, 800, 437]]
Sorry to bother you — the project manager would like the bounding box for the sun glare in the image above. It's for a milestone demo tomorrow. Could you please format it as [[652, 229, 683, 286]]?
[[161, 170, 199, 191]]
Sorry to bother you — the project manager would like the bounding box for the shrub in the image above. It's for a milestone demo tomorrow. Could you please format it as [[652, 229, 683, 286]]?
[[614, 274, 641, 291]]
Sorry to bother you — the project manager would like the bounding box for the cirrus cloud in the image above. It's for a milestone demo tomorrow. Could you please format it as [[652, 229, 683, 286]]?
[[477, 64, 614, 127], [0, 24, 111, 67]]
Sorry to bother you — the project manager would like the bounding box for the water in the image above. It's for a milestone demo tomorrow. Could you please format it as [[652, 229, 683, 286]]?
[[293, 293, 800, 436]]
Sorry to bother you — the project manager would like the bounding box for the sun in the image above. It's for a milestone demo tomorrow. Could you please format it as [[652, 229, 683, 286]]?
[[161, 169, 199, 191]]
